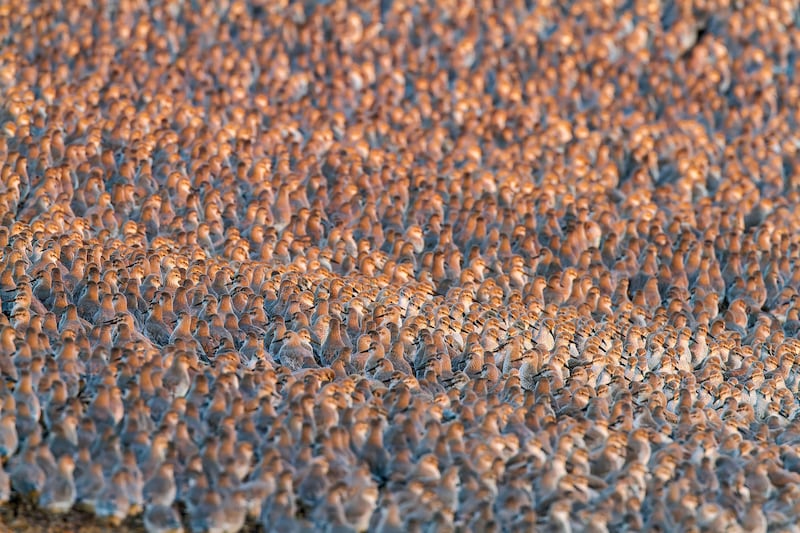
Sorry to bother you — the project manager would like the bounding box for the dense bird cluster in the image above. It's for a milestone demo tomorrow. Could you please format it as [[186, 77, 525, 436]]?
[[1, 0, 800, 531]]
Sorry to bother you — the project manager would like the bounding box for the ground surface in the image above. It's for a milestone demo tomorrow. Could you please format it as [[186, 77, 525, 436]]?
[[0, 498, 269, 532]]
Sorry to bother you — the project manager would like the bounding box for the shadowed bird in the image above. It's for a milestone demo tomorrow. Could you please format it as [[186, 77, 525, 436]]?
[[261, 488, 311, 533], [87, 385, 121, 430], [209, 491, 249, 533], [156, 290, 178, 329], [75, 462, 105, 513], [93, 292, 118, 324], [739, 504, 767, 533], [360, 417, 390, 481], [39, 455, 76, 514], [116, 450, 144, 514], [145, 298, 174, 346], [47, 413, 79, 458], [372, 492, 405, 533], [297, 457, 331, 511], [189, 319, 215, 363], [144, 503, 185, 533], [143, 463, 177, 507], [311, 480, 357, 531], [77, 281, 101, 322], [187, 489, 228, 533], [320, 317, 350, 366], [208, 312, 235, 350], [32, 269, 54, 305], [9, 447, 46, 497]]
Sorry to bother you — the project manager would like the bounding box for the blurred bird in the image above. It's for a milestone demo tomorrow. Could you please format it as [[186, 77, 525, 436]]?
[[39, 455, 76, 514], [143, 503, 185, 533], [143, 463, 177, 507]]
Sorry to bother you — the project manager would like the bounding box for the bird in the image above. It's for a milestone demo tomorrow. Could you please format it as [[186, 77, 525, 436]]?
[[297, 457, 331, 511], [169, 310, 200, 347], [319, 316, 350, 366], [86, 385, 120, 431], [372, 493, 405, 533], [387, 341, 414, 375], [4, 0, 800, 529], [277, 330, 317, 370], [143, 463, 177, 507], [0, 413, 18, 459], [143, 503, 185, 533], [74, 462, 105, 514], [38, 455, 76, 514], [145, 298, 174, 346], [163, 352, 192, 397], [360, 417, 390, 482], [47, 413, 79, 458], [0, 460, 9, 505], [9, 447, 46, 498], [14, 369, 41, 423], [76, 281, 102, 321]]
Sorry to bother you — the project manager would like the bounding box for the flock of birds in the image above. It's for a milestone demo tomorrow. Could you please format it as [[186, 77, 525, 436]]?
[[1, 0, 800, 531]]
